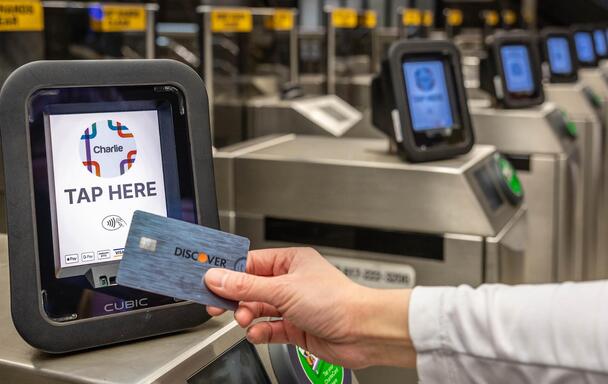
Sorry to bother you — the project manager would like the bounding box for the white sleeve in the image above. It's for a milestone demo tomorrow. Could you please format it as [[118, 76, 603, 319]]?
[[409, 281, 608, 383]]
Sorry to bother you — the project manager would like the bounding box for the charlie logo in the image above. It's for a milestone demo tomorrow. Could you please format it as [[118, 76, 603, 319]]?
[[415, 67, 435, 91], [80, 119, 137, 178], [174, 247, 227, 267]]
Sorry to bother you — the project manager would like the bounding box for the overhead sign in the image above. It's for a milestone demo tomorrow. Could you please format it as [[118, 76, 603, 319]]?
[[89, 4, 147, 33], [359, 10, 377, 29], [0, 0, 44, 32], [402, 8, 422, 27], [502, 9, 517, 26], [264, 9, 294, 31], [211, 8, 253, 33], [445, 9, 463, 27], [331, 7, 358, 29], [423, 10, 434, 27], [482, 10, 499, 27]]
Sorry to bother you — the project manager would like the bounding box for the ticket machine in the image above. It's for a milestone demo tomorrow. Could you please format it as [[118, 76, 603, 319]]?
[[0, 59, 355, 383], [215, 40, 527, 384], [539, 28, 606, 279], [473, 31, 586, 283]]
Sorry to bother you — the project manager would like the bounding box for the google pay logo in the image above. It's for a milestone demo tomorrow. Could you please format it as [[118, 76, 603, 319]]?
[[80, 119, 137, 178]]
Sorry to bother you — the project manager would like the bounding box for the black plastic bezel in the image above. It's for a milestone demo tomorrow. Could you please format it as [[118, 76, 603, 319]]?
[[0, 60, 218, 353], [571, 26, 599, 68], [386, 40, 475, 162], [539, 28, 579, 84], [489, 31, 545, 109]]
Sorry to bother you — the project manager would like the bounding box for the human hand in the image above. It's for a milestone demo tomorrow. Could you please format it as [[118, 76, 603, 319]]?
[[204, 247, 416, 369]]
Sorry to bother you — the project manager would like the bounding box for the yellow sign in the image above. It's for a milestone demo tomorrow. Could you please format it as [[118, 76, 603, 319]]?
[[331, 8, 357, 29], [445, 9, 463, 27], [264, 9, 294, 31], [359, 10, 377, 29], [502, 9, 517, 26], [422, 10, 434, 27], [482, 10, 499, 27], [0, 0, 43, 32], [402, 8, 421, 27], [211, 8, 253, 33], [90, 4, 146, 33]]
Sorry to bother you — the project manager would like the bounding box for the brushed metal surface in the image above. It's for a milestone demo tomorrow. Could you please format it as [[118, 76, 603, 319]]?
[[224, 135, 517, 237], [470, 106, 582, 283], [545, 83, 604, 280]]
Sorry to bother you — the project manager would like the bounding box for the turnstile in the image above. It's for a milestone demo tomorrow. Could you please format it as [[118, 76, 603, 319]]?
[[470, 102, 584, 283], [544, 82, 606, 279], [0, 235, 357, 384], [214, 134, 527, 384]]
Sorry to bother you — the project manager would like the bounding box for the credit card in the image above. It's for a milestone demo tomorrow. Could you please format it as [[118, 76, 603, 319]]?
[[117, 210, 250, 310]]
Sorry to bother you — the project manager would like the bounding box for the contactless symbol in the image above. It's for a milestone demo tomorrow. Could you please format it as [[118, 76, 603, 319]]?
[[510, 62, 523, 76], [414, 67, 435, 91], [235, 257, 247, 272], [102, 215, 127, 231], [79, 119, 137, 178]]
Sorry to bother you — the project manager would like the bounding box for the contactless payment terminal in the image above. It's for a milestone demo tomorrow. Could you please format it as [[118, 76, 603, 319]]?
[[372, 39, 474, 162], [0, 60, 218, 353]]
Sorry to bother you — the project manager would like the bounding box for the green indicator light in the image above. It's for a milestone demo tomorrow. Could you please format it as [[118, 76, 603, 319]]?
[[560, 110, 578, 138], [497, 156, 523, 197], [297, 347, 346, 384]]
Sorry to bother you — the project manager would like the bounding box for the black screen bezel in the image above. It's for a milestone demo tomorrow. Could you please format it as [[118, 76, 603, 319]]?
[[386, 40, 474, 162], [592, 28, 608, 59], [28, 85, 199, 322], [400, 55, 465, 149], [540, 29, 579, 83], [571, 27, 599, 68], [487, 32, 545, 108], [1, 60, 217, 353]]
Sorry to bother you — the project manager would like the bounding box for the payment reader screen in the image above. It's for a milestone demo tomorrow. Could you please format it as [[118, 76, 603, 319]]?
[[403, 60, 455, 131], [547, 37, 573, 75], [594, 30, 607, 56], [500, 45, 534, 94], [48, 111, 167, 269], [575, 32, 596, 63]]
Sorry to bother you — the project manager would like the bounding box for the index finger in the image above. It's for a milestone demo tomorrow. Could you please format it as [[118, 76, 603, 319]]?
[[246, 248, 298, 277]]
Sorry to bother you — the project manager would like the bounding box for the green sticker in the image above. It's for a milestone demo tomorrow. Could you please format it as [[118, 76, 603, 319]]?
[[296, 347, 345, 384], [497, 156, 523, 197]]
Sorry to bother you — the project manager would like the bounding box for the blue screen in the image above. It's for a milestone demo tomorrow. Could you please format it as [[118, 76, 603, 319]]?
[[575, 32, 596, 63], [547, 37, 573, 74], [594, 30, 607, 56], [403, 60, 454, 132], [500, 45, 534, 94]]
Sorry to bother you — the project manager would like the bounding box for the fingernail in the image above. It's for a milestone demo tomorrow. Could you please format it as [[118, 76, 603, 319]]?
[[205, 268, 227, 288]]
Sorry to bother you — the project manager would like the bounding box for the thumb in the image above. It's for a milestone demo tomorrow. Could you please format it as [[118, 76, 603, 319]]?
[[205, 268, 281, 305]]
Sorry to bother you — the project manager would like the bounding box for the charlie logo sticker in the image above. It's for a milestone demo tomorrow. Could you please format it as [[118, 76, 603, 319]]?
[[80, 120, 137, 178]]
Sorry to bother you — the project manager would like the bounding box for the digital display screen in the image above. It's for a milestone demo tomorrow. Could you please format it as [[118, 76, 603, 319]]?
[[594, 30, 607, 56], [500, 45, 535, 94], [574, 31, 596, 63], [547, 37, 573, 75], [403, 60, 455, 131], [188, 341, 271, 384], [48, 110, 168, 269]]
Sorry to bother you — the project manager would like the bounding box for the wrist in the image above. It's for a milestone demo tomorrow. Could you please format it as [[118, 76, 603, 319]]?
[[354, 287, 416, 367]]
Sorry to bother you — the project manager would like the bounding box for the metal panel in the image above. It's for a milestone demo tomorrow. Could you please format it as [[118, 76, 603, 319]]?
[[228, 136, 516, 236]]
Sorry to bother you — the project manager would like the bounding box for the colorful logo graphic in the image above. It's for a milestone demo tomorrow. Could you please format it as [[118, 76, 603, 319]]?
[[415, 67, 436, 91], [80, 120, 137, 178]]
